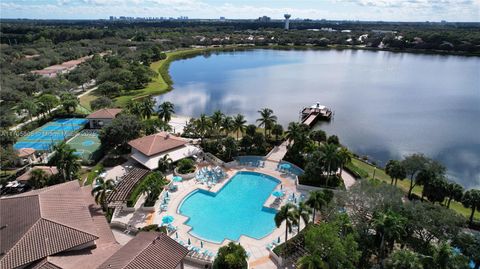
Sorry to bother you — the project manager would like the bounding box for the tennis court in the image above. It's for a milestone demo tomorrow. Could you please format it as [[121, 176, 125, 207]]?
[[13, 118, 88, 151], [66, 130, 102, 163]]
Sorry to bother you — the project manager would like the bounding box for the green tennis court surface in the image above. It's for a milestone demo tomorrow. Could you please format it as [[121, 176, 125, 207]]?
[[66, 130, 102, 163]]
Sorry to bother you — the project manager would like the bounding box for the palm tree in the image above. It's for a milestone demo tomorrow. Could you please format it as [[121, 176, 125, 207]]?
[[318, 143, 341, 186], [306, 190, 333, 223], [285, 122, 309, 145], [126, 100, 143, 118], [275, 203, 298, 258], [91, 178, 116, 212], [210, 110, 224, 138], [461, 189, 480, 225], [256, 108, 277, 137], [372, 210, 406, 261], [195, 114, 211, 143], [18, 99, 38, 122], [445, 182, 463, 208], [158, 101, 175, 123], [294, 202, 312, 231], [139, 172, 167, 206], [385, 249, 424, 269], [157, 154, 173, 173], [386, 160, 407, 186], [221, 116, 234, 137], [232, 114, 247, 140], [271, 124, 284, 142], [28, 169, 49, 189], [51, 143, 81, 182], [141, 98, 156, 119], [338, 147, 353, 176], [297, 254, 328, 269]]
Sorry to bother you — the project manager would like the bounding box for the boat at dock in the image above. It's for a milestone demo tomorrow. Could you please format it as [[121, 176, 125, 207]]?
[[300, 103, 333, 127]]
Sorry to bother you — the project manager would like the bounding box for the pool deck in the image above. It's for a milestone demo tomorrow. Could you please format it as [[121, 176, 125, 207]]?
[[110, 161, 305, 268], [156, 163, 304, 267]]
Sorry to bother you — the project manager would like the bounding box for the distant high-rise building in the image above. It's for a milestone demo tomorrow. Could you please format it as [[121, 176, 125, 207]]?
[[220, 16, 226, 22], [284, 14, 291, 30], [257, 16, 271, 23]]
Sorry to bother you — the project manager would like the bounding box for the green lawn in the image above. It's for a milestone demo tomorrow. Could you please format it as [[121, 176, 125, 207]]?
[[350, 158, 479, 221], [114, 48, 208, 107], [79, 91, 99, 110]]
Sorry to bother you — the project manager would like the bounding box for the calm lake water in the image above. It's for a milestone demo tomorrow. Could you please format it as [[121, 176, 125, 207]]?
[[155, 49, 480, 189]]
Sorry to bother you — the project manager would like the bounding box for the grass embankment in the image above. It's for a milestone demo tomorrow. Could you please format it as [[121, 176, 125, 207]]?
[[114, 48, 213, 107], [350, 158, 479, 221]]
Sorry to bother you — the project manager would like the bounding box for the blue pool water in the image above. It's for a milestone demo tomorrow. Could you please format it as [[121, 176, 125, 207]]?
[[179, 171, 280, 243]]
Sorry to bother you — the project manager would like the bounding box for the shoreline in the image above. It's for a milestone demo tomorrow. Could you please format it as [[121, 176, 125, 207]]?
[[110, 44, 479, 107]]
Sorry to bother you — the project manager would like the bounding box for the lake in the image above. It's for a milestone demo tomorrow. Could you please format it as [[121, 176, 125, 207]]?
[[154, 49, 480, 189]]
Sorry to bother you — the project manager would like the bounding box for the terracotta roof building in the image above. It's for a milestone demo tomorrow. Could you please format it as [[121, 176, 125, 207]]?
[[128, 132, 200, 170], [0, 181, 120, 269], [86, 108, 122, 129], [16, 148, 37, 166], [16, 166, 59, 184], [98, 232, 189, 269]]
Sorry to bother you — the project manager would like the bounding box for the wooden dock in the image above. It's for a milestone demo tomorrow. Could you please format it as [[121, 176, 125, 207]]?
[[300, 104, 333, 128]]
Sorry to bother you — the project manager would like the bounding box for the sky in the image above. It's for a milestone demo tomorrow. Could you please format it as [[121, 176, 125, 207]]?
[[0, 0, 479, 22]]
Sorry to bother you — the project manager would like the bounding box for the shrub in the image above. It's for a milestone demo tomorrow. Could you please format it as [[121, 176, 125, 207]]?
[[176, 158, 195, 174], [213, 242, 248, 269]]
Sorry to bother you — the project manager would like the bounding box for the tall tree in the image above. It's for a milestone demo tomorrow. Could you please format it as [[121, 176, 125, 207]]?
[[157, 154, 172, 173], [271, 123, 284, 142], [256, 108, 277, 137], [385, 249, 424, 269], [294, 201, 312, 231], [140, 98, 155, 119], [99, 114, 143, 149], [461, 189, 480, 225], [51, 143, 81, 182], [275, 203, 298, 258], [372, 210, 406, 261], [402, 153, 429, 199], [28, 168, 49, 189], [213, 242, 248, 269], [195, 114, 211, 143], [338, 147, 353, 176], [158, 101, 175, 123], [445, 182, 464, 208], [90, 96, 113, 110], [126, 100, 143, 118], [221, 116, 234, 137], [60, 92, 79, 113], [318, 143, 341, 185], [210, 110, 225, 138], [18, 99, 38, 122], [232, 114, 246, 140], [306, 190, 333, 223], [386, 160, 407, 186], [91, 178, 116, 211]]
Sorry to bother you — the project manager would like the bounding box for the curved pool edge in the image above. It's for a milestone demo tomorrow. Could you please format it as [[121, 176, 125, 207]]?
[[174, 170, 282, 244]]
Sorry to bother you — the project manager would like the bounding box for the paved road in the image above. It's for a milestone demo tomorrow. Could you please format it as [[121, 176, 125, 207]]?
[[9, 86, 97, 131]]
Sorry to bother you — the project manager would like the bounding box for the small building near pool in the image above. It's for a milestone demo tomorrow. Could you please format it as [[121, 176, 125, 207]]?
[[128, 132, 201, 170], [16, 148, 37, 165], [86, 108, 122, 129]]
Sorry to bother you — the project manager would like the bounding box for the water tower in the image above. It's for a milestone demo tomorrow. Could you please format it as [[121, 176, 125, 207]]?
[[284, 14, 291, 30]]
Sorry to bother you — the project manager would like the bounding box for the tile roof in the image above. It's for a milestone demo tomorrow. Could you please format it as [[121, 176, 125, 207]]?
[[17, 147, 36, 157], [17, 166, 59, 183], [98, 232, 188, 269], [0, 181, 108, 269], [86, 109, 123, 119], [128, 132, 188, 157]]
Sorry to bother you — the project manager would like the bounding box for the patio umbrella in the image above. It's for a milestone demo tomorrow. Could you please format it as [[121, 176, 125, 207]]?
[[281, 163, 291, 170], [277, 237, 281, 243], [201, 241, 204, 248], [272, 190, 284, 198], [175, 232, 179, 239], [166, 192, 169, 198], [164, 198, 167, 204], [280, 184, 283, 190], [292, 193, 295, 199], [188, 238, 191, 245], [162, 215, 174, 224]]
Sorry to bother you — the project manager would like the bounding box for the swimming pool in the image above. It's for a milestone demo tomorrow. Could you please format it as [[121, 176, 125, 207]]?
[[179, 171, 280, 243]]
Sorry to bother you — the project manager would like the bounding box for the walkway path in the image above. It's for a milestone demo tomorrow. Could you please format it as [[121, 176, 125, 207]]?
[[265, 141, 289, 162], [9, 86, 97, 131]]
